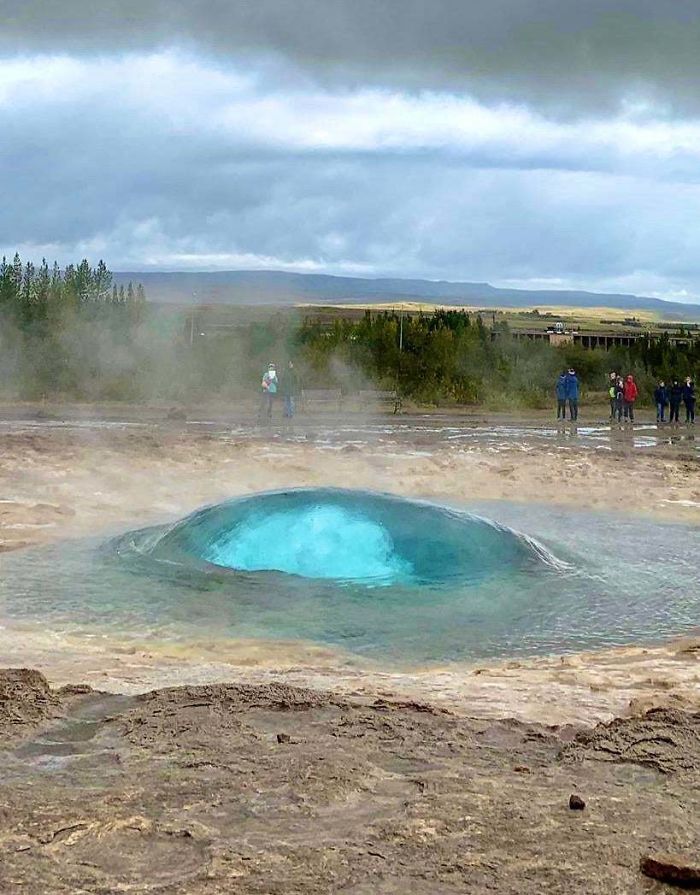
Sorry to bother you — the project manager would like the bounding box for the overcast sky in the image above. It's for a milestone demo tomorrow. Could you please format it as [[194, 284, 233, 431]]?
[[2, 0, 700, 298]]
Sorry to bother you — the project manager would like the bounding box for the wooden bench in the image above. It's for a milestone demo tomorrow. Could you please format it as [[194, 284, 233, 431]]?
[[301, 388, 343, 412]]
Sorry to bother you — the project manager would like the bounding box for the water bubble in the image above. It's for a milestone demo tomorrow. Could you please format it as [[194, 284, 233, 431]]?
[[135, 488, 556, 587]]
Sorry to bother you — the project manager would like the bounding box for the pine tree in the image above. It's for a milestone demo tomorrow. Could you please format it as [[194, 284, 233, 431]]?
[[35, 258, 51, 323], [20, 261, 37, 326], [75, 259, 93, 305], [0, 256, 14, 313], [94, 259, 112, 303]]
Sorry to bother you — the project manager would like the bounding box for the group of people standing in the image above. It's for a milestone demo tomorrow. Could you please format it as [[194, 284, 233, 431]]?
[[556, 368, 696, 424], [607, 370, 696, 424], [260, 361, 301, 420], [607, 372, 640, 422], [651, 376, 696, 424]]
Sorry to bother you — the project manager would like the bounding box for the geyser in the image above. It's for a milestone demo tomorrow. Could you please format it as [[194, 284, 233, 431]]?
[[6, 491, 699, 665], [135, 488, 557, 586]]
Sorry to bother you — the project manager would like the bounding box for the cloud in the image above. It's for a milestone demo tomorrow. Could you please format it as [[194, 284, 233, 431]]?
[[3, 51, 700, 174], [2, 14, 700, 299], [2, 1, 700, 114]]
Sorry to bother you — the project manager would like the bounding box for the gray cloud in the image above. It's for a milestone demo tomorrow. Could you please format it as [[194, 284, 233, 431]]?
[[4, 89, 700, 296], [2, 3, 700, 298], [2, 1, 700, 113]]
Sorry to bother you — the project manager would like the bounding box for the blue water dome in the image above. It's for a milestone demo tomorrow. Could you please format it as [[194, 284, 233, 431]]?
[[143, 488, 559, 586]]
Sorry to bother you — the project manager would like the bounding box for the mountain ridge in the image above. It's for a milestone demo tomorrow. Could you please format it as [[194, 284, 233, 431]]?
[[112, 270, 700, 319]]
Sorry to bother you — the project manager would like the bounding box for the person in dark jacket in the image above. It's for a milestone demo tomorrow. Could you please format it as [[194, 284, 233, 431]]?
[[280, 360, 302, 419], [653, 380, 668, 423], [555, 371, 567, 419], [622, 374, 638, 422], [564, 368, 579, 421], [669, 379, 683, 424], [683, 377, 696, 424]]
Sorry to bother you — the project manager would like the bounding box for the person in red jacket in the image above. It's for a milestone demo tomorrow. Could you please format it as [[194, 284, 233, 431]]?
[[622, 373, 638, 422]]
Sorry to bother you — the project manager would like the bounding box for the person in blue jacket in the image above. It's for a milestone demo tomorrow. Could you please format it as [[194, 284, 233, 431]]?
[[565, 368, 580, 421], [555, 370, 567, 420], [683, 377, 696, 424], [653, 380, 668, 423]]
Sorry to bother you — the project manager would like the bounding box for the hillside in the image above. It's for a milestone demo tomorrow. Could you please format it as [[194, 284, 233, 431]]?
[[113, 270, 700, 319]]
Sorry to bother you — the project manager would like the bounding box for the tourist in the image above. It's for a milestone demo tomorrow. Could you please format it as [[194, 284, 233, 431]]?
[[614, 376, 625, 423], [565, 367, 579, 421], [669, 379, 683, 424], [280, 359, 301, 419], [683, 376, 696, 424], [608, 371, 617, 419], [260, 362, 278, 421], [556, 370, 567, 420], [622, 374, 638, 422], [653, 380, 668, 423]]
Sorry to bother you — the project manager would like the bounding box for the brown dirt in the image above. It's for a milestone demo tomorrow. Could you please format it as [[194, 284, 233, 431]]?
[[562, 707, 700, 775], [1, 669, 698, 894], [0, 668, 63, 741]]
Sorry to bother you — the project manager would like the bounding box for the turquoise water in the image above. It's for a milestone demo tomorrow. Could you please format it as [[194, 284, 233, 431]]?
[[139, 489, 556, 587], [1, 489, 698, 665], [200, 503, 414, 583]]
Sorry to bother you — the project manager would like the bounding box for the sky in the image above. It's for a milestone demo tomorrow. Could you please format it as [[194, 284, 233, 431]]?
[[2, 0, 700, 299]]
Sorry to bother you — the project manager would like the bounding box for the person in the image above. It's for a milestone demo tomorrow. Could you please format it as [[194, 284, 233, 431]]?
[[260, 362, 278, 420], [608, 371, 618, 419], [669, 378, 683, 424], [556, 370, 567, 420], [614, 376, 625, 423], [564, 367, 579, 421], [280, 359, 301, 419], [683, 376, 696, 424], [653, 380, 668, 423], [622, 373, 638, 422]]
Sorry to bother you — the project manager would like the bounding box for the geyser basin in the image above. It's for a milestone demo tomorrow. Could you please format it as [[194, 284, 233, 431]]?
[[2, 492, 699, 666], [139, 488, 557, 586]]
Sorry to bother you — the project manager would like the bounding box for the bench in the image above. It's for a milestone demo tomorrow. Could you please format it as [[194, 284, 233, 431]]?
[[301, 388, 343, 412]]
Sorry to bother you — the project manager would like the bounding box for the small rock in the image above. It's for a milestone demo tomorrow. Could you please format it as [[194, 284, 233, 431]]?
[[569, 794, 586, 810], [276, 733, 291, 744], [513, 766, 531, 774], [640, 853, 700, 887]]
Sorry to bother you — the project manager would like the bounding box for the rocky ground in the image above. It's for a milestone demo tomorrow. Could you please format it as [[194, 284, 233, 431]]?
[[1, 668, 699, 894]]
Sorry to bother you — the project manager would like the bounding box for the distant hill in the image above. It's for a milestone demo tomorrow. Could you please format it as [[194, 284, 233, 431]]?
[[113, 270, 700, 320]]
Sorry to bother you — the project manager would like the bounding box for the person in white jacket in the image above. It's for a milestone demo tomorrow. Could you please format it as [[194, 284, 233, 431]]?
[[260, 363, 278, 421]]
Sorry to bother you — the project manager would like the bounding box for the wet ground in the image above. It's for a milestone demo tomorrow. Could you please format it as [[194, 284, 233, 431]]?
[[0, 402, 698, 458]]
